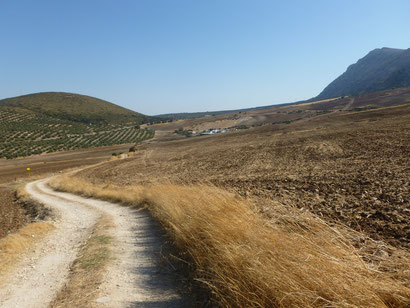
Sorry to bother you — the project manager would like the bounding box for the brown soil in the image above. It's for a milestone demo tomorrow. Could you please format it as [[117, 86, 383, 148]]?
[[0, 143, 134, 185], [0, 188, 28, 238], [76, 101, 410, 249]]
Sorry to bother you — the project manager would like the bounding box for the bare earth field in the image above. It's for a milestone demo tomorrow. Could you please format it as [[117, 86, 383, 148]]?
[[76, 102, 410, 249], [0, 143, 133, 185]]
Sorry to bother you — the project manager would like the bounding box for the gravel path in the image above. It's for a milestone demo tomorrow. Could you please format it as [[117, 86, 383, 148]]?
[[0, 178, 188, 308]]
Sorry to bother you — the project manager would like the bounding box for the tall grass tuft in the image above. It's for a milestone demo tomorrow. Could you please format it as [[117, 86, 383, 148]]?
[[50, 175, 410, 307]]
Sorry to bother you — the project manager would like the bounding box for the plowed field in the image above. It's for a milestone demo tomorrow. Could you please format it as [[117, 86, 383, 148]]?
[[76, 103, 410, 249]]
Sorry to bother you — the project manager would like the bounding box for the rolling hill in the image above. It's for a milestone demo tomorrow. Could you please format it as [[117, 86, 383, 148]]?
[[0, 92, 156, 159], [316, 47, 410, 100], [0, 92, 151, 125]]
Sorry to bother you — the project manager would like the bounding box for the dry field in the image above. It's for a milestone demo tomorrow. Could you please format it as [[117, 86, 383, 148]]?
[[0, 143, 134, 185], [77, 102, 410, 249], [149, 87, 410, 136], [62, 93, 410, 306]]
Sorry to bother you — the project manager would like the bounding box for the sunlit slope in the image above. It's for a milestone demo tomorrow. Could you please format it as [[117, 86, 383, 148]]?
[[0, 92, 149, 125], [0, 92, 156, 159]]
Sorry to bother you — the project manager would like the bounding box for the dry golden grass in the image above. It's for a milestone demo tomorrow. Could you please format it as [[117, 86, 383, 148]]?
[[15, 184, 30, 200], [50, 175, 410, 307], [0, 222, 54, 283]]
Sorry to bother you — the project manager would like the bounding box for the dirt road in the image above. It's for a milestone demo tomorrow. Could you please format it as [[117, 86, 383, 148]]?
[[0, 179, 187, 307], [342, 97, 355, 110]]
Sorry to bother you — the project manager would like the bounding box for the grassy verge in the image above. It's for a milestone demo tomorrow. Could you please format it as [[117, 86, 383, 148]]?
[[50, 175, 410, 307], [51, 215, 112, 307]]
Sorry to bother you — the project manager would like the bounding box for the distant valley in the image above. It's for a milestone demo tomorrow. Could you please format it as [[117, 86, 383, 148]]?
[[1, 47, 409, 159], [158, 47, 410, 119]]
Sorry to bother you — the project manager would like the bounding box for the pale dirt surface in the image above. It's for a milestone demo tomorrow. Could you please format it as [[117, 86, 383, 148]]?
[[0, 179, 98, 308], [0, 179, 189, 308], [52, 188, 190, 307]]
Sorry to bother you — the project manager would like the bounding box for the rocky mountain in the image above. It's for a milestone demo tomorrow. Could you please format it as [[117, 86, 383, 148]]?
[[316, 47, 410, 99]]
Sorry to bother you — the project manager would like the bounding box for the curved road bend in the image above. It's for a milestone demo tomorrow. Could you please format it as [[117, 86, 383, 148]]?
[[0, 178, 189, 308]]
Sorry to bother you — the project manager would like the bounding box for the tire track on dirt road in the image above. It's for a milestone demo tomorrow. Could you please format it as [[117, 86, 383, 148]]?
[[0, 178, 189, 308]]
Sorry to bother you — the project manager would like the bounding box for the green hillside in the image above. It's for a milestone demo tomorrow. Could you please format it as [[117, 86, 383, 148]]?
[[0, 92, 156, 159], [0, 92, 150, 125]]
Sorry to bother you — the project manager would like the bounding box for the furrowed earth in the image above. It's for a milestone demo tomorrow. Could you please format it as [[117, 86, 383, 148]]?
[[75, 96, 410, 250]]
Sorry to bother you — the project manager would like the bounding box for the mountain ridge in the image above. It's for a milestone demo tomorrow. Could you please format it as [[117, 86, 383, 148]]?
[[316, 47, 410, 100]]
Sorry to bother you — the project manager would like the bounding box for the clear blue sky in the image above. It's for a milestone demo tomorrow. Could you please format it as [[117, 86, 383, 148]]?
[[0, 1, 409, 115]]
